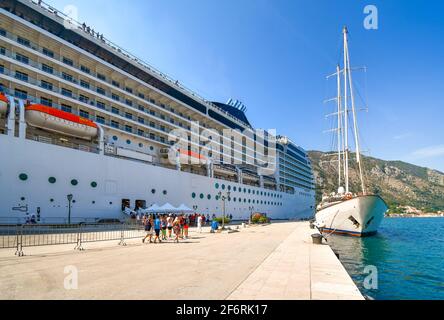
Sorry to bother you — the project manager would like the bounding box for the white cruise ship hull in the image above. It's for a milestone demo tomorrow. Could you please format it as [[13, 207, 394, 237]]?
[[0, 135, 315, 224], [315, 195, 387, 237]]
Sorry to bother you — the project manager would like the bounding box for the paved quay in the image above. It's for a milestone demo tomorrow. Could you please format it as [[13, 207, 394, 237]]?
[[0, 222, 363, 300]]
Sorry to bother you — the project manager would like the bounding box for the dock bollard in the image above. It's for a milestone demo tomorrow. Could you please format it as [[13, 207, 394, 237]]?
[[309, 221, 315, 229], [311, 233, 323, 245]]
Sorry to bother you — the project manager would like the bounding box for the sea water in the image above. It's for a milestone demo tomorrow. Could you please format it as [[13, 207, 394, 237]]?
[[326, 217, 444, 300]]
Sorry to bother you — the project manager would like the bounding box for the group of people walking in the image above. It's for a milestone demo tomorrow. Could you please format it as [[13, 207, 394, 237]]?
[[141, 213, 215, 244]]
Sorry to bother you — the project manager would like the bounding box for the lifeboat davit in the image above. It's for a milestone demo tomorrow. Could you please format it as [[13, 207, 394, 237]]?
[[0, 93, 8, 115], [25, 104, 98, 140]]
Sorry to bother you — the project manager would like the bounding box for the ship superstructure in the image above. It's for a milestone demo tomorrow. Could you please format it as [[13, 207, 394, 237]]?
[[0, 0, 315, 223]]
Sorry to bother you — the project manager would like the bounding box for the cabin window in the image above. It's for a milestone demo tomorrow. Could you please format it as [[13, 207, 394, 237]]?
[[97, 73, 106, 81], [111, 107, 119, 115], [137, 129, 144, 137], [62, 72, 73, 82], [112, 80, 120, 88], [15, 71, 28, 82], [80, 65, 90, 74], [40, 97, 52, 107], [90, 182, 98, 188], [125, 87, 133, 94], [111, 121, 119, 129], [112, 93, 120, 101], [96, 101, 105, 109], [42, 64, 53, 74], [96, 116, 105, 124], [48, 177, 56, 184], [19, 173, 28, 181], [121, 199, 130, 211], [61, 104, 72, 113], [42, 47, 54, 58], [17, 36, 30, 47], [14, 89, 27, 99], [62, 57, 74, 66], [79, 110, 89, 119], [71, 179, 78, 186], [96, 87, 105, 95], [125, 126, 132, 133], [61, 88, 72, 97]]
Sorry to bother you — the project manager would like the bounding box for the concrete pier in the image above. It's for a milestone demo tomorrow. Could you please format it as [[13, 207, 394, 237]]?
[[0, 222, 363, 300]]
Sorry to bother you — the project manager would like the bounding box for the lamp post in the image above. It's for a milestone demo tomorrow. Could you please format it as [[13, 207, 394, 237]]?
[[67, 194, 73, 224], [218, 191, 231, 230]]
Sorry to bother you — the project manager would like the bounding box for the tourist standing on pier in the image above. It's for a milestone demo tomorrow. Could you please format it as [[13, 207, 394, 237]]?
[[142, 215, 153, 243], [183, 215, 190, 239], [161, 215, 167, 240], [167, 214, 173, 239], [197, 214, 203, 233], [173, 217, 181, 243], [206, 214, 210, 225], [153, 215, 162, 243]]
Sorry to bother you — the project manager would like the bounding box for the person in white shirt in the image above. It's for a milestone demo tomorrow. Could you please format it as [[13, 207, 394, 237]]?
[[197, 214, 203, 233]]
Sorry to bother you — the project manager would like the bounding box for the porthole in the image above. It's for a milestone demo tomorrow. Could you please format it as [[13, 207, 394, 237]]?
[[244, 199, 246, 203], [92, 201, 96, 204], [227, 185, 231, 191], [238, 198, 242, 202], [163, 190, 167, 195], [91, 181, 98, 188], [72, 200, 76, 203], [248, 189, 251, 194], [248, 199, 251, 203], [243, 188, 246, 193], [109, 202, 113, 205], [151, 189, 156, 194], [19, 173, 28, 181], [48, 177, 56, 184], [200, 193, 204, 199], [50, 198, 54, 202], [150, 146, 154, 151], [233, 197, 237, 202], [126, 139, 131, 145], [233, 187, 237, 192], [221, 184, 225, 190], [207, 194, 211, 200], [112, 136, 118, 141], [139, 143, 143, 148], [71, 179, 78, 186], [215, 183, 219, 189], [20, 197, 25, 201], [192, 192, 196, 198]]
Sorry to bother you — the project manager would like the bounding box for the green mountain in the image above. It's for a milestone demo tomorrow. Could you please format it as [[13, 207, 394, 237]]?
[[307, 151, 444, 213]]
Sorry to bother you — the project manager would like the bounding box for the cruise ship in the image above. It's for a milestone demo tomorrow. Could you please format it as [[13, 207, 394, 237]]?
[[0, 0, 315, 224]]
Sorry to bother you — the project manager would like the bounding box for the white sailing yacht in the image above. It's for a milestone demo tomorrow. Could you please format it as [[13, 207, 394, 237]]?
[[314, 27, 388, 237]]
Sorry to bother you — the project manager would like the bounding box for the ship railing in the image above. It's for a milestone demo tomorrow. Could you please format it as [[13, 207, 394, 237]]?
[[23, 0, 250, 129], [0, 221, 145, 256]]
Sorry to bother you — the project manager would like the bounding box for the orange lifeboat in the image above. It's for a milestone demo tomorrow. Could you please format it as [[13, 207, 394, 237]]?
[[0, 93, 8, 115], [178, 149, 207, 163], [25, 104, 98, 140]]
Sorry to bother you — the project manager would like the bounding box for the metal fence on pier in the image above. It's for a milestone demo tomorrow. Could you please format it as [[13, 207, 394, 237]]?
[[0, 223, 145, 256]]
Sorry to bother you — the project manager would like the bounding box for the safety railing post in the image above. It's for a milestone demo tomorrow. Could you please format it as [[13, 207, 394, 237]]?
[[15, 225, 24, 257], [118, 223, 127, 246], [74, 223, 84, 251]]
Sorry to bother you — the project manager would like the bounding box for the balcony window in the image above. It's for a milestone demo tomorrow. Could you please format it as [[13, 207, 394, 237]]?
[[149, 110, 155, 116], [96, 101, 105, 109], [16, 53, 29, 64], [125, 87, 133, 94], [40, 97, 52, 107], [97, 73, 106, 81], [42, 48, 54, 58], [80, 80, 90, 89], [17, 37, 30, 47], [138, 105, 144, 112], [79, 95, 89, 103], [61, 104, 72, 113], [42, 64, 53, 74], [61, 88, 72, 97], [62, 57, 74, 66], [149, 99, 156, 104], [112, 93, 120, 101], [15, 71, 28, 82], [0, 47, 5, 55], [79, 110, 89, 119], [138, 117, 144, 124], [125, 99, 132, 106], [111, 120, 119, 128], [0, 64, 4, 73], [138, 93, 145, 99], [112, 80, 120, 88], [96, 116, 105, 124], [137, 129, 144, 136], [160, 125, 165, 132], [0, 28, 5, 36], [62, 72, 73, 82], [125, 113, 133, 120], [149, 122, 155, 128], [40, 80, 53, 90], [149, 133, 155, 140], [125, 125, 132, 133], [160, 137, 165, 143], [14, 89, 26, 100], [111, 107, 119, 115], [80, 65, 90, 74], [96, 87, 105, 95]]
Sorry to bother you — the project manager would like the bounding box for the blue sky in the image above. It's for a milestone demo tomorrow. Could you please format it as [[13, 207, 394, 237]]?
[[49, 0, 444, 172]]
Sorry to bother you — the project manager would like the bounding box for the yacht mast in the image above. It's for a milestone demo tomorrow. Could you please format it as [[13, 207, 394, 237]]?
[[336, 64, 342, 189], [344, 27, 366, 194], [342, 27, 350, 193]]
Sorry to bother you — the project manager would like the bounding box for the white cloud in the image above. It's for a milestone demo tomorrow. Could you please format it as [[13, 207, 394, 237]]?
[[412, 145, 444, 159]]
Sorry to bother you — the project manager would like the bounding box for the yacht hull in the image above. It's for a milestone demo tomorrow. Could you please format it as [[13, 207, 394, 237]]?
[[315, 195, 387, 237]]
